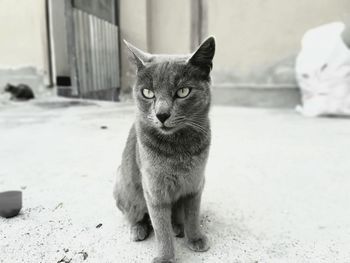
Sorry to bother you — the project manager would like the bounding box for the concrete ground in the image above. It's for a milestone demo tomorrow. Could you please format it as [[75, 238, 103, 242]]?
[[0, 97, 350, 263]]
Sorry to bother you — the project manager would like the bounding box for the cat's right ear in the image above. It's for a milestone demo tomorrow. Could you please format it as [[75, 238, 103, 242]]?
[[188, 36, 216, 75], [123, 40, 152, 71]]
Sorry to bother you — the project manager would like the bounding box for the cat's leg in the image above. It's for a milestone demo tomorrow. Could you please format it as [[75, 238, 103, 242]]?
[[146, 197, 175, 263], [123, 191, 152, 242], [183, 191, 210, 252], [171, 199, 184, 238], [114, 168, 152, 242]]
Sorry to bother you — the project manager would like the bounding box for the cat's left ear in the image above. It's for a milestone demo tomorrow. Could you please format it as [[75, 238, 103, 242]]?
[[123, 40, 152, 71], [188, 36, 216, 75]]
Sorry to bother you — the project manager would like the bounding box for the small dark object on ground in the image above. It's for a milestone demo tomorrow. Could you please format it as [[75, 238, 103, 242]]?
[[63, 248, 69, 253], [96, 223, 103, 228], [78, 251, 88, 260], [0, 191, 22, 218], [100, 126, 108, 129], [57, 256, 72, 263], [53, 202, 63, 211], [4, 83, 35, 101]]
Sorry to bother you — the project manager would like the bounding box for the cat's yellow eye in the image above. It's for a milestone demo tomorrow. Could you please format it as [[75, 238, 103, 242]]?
[[176, 87, 191, 98], [142, 88, 155, 99]]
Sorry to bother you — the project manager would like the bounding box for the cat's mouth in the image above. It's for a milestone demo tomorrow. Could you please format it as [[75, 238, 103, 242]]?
[[159, 124, 175, 132]]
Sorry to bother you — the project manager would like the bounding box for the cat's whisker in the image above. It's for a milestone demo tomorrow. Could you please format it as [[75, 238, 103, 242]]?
[[171, 116, 186, 122], [167, 116, 187, 127], [185, 121, 209, 137], [191, 122, 209, 134]]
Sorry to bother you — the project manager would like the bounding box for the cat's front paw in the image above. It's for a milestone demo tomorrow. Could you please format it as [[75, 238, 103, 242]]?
[[152, 256, 175, 263], [186, 234, 210, 252]]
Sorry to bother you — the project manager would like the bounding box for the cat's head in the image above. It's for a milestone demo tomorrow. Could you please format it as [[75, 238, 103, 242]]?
[[4, 83, 15, 92], [125, 37, 215, 134]]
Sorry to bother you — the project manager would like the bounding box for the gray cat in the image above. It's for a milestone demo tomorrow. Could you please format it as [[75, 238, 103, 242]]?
[[113, 36, 215, 263]]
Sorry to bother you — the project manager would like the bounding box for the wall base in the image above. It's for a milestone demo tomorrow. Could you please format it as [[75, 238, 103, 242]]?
[[212, 84, 301, 108]]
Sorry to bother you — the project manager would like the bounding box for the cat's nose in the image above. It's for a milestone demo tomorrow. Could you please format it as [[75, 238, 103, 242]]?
[[156, 113, 170, 123]]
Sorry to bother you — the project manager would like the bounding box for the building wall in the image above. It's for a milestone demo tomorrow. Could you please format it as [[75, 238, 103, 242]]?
[[0, 0, 49, 92], [119, 0, 350, 93], [148, 0, 191, 54], [119, 0, 192, 96], [1, 0, 349, 96], [119, 0, 149, 97], [207, 0, 350, 85], [49, 0, 70, 81], [0, 0, 48, 73]]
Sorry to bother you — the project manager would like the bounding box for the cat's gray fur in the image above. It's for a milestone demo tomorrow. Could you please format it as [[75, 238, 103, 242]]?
[[113, 37, 215, 263]]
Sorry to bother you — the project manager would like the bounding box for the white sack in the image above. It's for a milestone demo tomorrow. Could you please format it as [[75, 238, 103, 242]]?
[[296, 22, 350, 117]]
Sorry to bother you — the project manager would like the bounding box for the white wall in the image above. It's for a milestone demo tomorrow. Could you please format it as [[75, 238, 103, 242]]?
[[148, 0, 191, 54], [207, 0, 350, 84], [0, 0, 48, 74], [119, 0, 149, 96]]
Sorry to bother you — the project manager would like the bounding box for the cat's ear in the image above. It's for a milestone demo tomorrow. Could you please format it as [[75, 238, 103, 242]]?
[[188, 36, 215, 75], [123, 40, 152, 71]]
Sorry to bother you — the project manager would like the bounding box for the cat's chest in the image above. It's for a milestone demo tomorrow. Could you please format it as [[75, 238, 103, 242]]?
[[138, 143, 208, 203]]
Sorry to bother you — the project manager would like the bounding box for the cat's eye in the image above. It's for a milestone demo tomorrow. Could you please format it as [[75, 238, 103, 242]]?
[[176, 88, 191, 98], [142, 88, 155, 99]]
